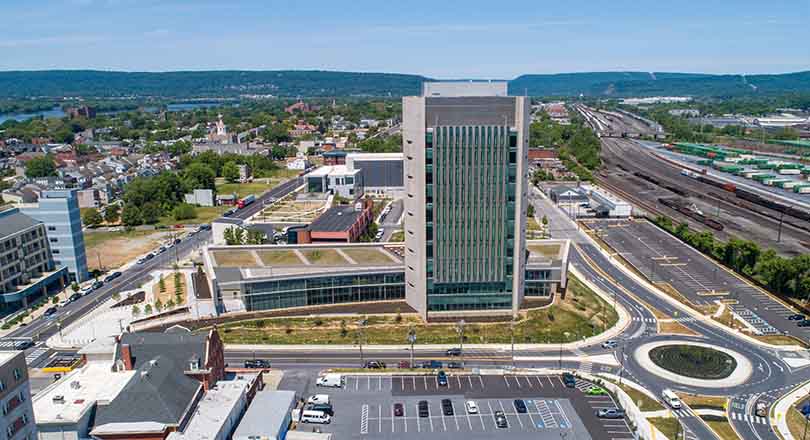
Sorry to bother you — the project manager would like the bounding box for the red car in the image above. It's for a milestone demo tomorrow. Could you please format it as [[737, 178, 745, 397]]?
[[398, 360, 410, 369]]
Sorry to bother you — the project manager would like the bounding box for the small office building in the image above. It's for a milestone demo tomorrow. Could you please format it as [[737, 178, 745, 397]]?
[[233, 391, 296, 440]]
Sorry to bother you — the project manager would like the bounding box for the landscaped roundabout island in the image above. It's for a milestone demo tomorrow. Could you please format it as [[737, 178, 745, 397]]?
[[634, 340, 752, 388], [649, 344, 737, 380]]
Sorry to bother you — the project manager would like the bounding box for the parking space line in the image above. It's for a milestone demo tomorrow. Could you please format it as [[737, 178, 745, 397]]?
[[454, 408, 460, 430], [468, 376, 474, 388], [466, 408, 473, 430], [487, 401, 497, 429], [441, 407, 447, 431], [515, 376, 522, 388], [429, 408, 434, 432], [367, 376, 371, 390], [378, 404, 382, 433], [478, 407, 486, 430], [401, 376, 405, 391], [361, 404, 369, 434], [403, 404, 408, 433], [525, 400, 538, 429], [378, 376, 382, 391], [555, 399, 572, 429], [504, 376, 511, 387], [510, 401, 524, 429], [356, 377, 359, 391], [557, 376, 565, 387], [457, 376, 462, 389], [391, 404, 394, 433], [415, 403, 421, 433], [479, 376, 485, 389], [423, 376, 427, 390], [534, 376, 543, 387], [412, 376, 415, 390]]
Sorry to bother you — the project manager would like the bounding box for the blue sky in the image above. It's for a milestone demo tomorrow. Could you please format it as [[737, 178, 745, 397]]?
[[2, 0, 809, 77]]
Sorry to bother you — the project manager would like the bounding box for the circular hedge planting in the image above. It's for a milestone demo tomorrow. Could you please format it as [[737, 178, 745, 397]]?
[[649, 345, 737, 380]]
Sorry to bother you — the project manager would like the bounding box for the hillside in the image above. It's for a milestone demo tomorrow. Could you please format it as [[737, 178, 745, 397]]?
[[0, 69, 808, 99]]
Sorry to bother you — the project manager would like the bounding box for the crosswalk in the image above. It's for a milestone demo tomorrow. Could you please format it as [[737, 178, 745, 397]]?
[[671, 407, 694, 419], [632, 317, 657, 323], [26, 347, 49, 365], [572, 348, 592, 374], [730, 412, 768, 425]]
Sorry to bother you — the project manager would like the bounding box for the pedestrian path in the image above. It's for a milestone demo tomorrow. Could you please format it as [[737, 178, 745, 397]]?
[[632, 317, 657, 323]]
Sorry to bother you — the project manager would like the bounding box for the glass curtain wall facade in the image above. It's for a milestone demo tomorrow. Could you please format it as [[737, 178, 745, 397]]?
[[242, 272, 405, 311], [426, 126, 518, 311]]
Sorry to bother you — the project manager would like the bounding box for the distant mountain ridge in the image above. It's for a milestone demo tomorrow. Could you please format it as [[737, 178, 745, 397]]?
[[0, 69, 808, 99]]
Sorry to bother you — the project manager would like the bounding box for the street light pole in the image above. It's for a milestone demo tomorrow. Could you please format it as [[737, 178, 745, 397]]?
[[559, 331, 570, 370], [619, 343, 626, 386], [357, 318, 367, 367], [407, 327, 416, 369], [510, 318, 516, 368], [456, 320, 465, 367]]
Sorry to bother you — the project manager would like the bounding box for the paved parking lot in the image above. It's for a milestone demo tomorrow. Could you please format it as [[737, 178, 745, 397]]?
[[587, 219, 809, 338], [293, 374, 633, 440]]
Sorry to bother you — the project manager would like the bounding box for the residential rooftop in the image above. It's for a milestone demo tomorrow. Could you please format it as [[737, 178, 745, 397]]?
[[166, 375, 257, 440]]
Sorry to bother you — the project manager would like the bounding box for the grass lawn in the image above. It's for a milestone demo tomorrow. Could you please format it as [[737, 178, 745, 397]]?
[[679, 394, 727, 410], [212, 250, 259, 267], [703, 418, 741, 440], [84, 229, 171, 271], [301, 249, 348, 266], [389, 230, 404, 242], [157, 206, 227, 227], [342, 248, 398, 265], [217, 273, 619, 345], [527, 216, 541, 231], [649, 417, 681, 439], [152, 272, 187, 306], [788, 404, 809, 439], [755, 334, 809, 348], [603, 379, 662, 411], [257, 250, 304, 266], [216, 181, 273, 199], [659, 320, 699, 336]]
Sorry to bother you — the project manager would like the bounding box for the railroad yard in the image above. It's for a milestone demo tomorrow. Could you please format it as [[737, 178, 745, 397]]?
[[596, 137, 810, 256]]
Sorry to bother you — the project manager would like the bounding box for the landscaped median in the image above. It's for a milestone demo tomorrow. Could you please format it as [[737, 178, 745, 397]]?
[[217, 273, 619, 345]]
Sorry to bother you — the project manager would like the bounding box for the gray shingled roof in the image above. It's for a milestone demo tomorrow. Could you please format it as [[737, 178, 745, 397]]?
[[308, 205, 362, 232], [93, 331, 207, 429], [0, 210, 40, 240]]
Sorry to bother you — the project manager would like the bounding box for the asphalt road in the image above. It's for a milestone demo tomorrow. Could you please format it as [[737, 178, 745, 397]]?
[[529, 190, 806, 440]]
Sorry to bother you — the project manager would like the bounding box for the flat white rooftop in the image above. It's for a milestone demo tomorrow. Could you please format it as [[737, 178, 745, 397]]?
[[167, 376, 255, 440], [33, 362, 135, 424]]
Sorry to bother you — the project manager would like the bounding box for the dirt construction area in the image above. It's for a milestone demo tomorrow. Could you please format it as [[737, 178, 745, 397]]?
[[84, 229, 174, 271]]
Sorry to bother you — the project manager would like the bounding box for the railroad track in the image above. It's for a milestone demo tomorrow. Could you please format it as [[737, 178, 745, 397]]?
[[600, 138, 810, 250]]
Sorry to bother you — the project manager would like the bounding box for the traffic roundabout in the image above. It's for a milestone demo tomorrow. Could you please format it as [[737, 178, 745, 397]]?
[[633, 340, 753, 388]]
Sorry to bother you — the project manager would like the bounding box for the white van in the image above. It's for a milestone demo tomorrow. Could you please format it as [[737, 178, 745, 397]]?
[[307, 394, 330, 405], [316, 373, 343, 388], [301, 410, 331, 424], [661, 389, 682, 409]]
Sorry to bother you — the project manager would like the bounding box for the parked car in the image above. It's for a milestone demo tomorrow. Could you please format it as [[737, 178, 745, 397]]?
[[398, 360, 410, 369], [597, 408, 626, 419], [788, 314, 805, 321], [445, 348, 462, 356], [43, 307, 58, 317], [364, 360, 386, 369], [300, 410, 331, 424], [393, 403, 404, 417], [306, 403, 334, 416], [103, 272, 122, 283], [306, 394, 330, 405], [441, 399, 454, 416], [446, 361, 462, 369], [562, 372, 576, 388], [601, 340, 618, 349], [199, 224, 211, 230], [466, 400, 479, 414], [418, 400, 429, 418], [315, 374, 343, 388], [494, 411, 508, 428], [586, 386, 608, 396], [68, 293, 82, 303], [437, 370, 448, 386], [244, 359, 271, 369], [514, 399, 527, 413], [91, 280, 103, 290]]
